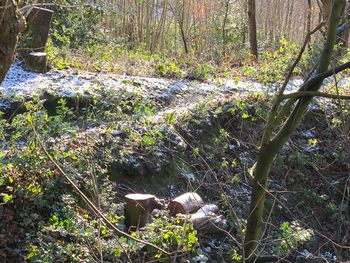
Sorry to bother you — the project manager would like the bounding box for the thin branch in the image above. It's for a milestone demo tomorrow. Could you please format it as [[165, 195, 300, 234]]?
[[301, 61, 350, 91], [261, 22, 325, 144], [278, 22, 325, 97], [281, 91, 350, 100], [273, 61, 350, 127]]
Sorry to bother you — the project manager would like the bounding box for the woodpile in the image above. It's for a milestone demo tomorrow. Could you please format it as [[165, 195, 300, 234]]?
[[168, 192, 204, 215], [124, 192, 228, 234]]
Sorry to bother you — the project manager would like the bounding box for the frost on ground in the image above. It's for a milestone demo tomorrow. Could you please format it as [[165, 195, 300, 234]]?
[[1, 61, 346, 111], [1, 61, 300, 97]]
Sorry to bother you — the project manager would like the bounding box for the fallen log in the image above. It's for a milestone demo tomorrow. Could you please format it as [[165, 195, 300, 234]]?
[[190, 204, 228, 234], [168, 192, 204, 216]]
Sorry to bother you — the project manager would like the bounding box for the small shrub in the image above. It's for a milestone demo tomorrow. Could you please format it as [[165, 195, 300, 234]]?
[[156, 61, 184, 78]]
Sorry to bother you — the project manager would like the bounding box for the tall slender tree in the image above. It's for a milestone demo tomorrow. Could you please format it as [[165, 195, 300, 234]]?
[[247, 0, 258, 60], [244, 1, 346, 262]]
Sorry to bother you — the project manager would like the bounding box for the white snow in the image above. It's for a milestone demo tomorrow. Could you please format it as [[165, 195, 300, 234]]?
[[2, 61, 346, 102]]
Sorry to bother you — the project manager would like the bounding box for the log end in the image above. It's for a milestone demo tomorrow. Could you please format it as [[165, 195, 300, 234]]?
[[25, 52, 48, 73], [168, 192, 204, 216]]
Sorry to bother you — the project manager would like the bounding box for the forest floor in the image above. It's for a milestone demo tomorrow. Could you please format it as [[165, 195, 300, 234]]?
[[0, 62, 349, 262]]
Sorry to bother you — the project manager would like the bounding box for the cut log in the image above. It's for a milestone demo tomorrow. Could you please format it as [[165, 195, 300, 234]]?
[[124, 193, 161, 230], [26, 7, 54, 52], [26, 52, 48, 73], [168, 192, 204, 215], [190, 204, 228, 234]]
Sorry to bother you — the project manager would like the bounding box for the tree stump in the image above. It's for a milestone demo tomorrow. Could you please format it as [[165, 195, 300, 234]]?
[[26, 7, 54, 52], [124, 194, 159, 230], [23, 7, 53, 73], [168, 192, 204, 216], [26, 52, 48, 73]]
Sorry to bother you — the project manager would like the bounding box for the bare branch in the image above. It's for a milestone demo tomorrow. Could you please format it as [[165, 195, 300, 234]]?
[[301, 61, 350, 91], [282, 90, 350, 100], [278, 22, 325, 97]]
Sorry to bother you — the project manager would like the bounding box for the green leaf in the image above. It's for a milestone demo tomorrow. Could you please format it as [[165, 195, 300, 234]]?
[[27, 114, 33, 124], [101, 225, 107, 236], [241, 113, 249, 119], [7, 176, 14, 184], [2, 194, 13, 202]]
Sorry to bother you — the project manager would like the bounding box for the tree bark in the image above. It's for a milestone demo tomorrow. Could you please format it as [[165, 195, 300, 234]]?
[[244, 1, 344, 262], [0, 0, 25, 84], [247, 0, 258, 60], [322, 0, 333, 23]]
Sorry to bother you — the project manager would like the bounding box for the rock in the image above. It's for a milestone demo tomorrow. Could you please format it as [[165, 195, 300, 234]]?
[[158, 82, 187, 105], [180, 172, 196, 182], [168, 192, 204, 215]]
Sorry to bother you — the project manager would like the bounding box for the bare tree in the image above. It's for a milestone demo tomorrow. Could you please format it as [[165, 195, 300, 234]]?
[[247, 0, 258, 60], [244, 1, 346, 262]]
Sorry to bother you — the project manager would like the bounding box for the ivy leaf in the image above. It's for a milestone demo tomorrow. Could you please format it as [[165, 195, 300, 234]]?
[[2, 194, 13, 203], [241, 113, 249, 119], [7, 176, 14, 184], [27, 114, 33, 124]]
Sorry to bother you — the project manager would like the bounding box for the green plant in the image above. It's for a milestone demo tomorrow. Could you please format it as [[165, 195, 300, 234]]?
[[135, 216, 198, 259], [156, 61, 184, 78], [188, 63, 217, 81], [276, 221, 314, 255]]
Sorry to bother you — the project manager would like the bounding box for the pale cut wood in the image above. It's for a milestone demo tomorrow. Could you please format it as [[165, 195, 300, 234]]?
[[190, 204, 228, 234], [168, 192, 204, 215]]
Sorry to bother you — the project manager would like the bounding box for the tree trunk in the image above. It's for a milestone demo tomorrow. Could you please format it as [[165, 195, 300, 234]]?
[[179, 0, 189, 54], [322, 0, 333, 23], [247, 0, 258, 60], [222, 0, 230, 57], [0, 0, 25, 84], [339, 0, 350, 47], [244, 1, 344, 262]]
